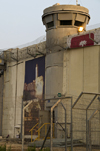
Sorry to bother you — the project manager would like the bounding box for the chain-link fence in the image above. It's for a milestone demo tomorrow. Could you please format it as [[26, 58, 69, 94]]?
[[2, 91, 100, 151], [28, 97, 72, 150], [72, 92, 100, 151], [49, 97, 72, 151]]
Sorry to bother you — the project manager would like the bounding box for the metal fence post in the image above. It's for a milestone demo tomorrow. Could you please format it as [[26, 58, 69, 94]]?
[[87, 109, 98, 151], [50, 99, 61, 151], [22, 100, 33, 151], [22, 103, 24, 151], [60, 102, 67, 151], [86, 109, 88, 151], [51, 108, 53, 151], [88, 120, 91, 151], [65, 107, 67, 151], [71, 97, 73, 151]]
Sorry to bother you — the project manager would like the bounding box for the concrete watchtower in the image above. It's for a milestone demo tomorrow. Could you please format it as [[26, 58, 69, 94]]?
[[42, 3, 90, 100], [42, 3, 90, 52]]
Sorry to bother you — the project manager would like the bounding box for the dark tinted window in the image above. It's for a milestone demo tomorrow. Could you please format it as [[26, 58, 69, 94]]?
[[47, 21, 54, 28], [60, 20, 72, 25], [75, 21, 83, 26]]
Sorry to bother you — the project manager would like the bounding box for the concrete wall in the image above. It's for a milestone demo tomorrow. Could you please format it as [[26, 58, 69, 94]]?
[[45, 45, 100, 141], [2, 42, 46, 138], [2, 40, 100, 139], [45, 51, 63, 99], [63, 45, 100, 143], [2, 61, 25, 138], [62, 45, 100, 101], [0, 75, 3, 136], [45, 45, 100, 107]]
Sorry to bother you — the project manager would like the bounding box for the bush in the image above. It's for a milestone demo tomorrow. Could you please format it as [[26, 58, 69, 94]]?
[[27, 145, 36, 151], [0, 144, 6, 151], [27, 146, 50, 151], [0, 145, 11, 151], [7, 146, 11, 151], [43, 148, 50, 151]]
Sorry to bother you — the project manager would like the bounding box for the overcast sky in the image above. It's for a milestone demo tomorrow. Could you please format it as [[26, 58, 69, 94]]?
[[0, 0, 100, 49]]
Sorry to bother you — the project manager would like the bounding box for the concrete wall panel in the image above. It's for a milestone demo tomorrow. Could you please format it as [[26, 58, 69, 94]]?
[[0, 75, 3, 136], [67, 48, 84, 97], [2, 61, 25, 138], [84, 46, 99, 92], [45, 51, 63, 99]]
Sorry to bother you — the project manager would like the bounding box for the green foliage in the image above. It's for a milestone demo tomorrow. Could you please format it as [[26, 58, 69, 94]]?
[[0, 144, 6, 151], [0, 145, 11, 151], [27, 145, 50, 151], [7, 146, 11, 151], [69, 147, 71, 151], [43, 148, 50, 151], [27, 145, 36, 151]]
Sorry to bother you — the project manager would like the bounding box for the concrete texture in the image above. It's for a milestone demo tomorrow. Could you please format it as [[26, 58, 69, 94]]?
[[2, 61, 25, 138], [1, 3, 100, 145], [0, 75, 3, 136], [42, 4, 90, 52], [2, 42, 46, 138]]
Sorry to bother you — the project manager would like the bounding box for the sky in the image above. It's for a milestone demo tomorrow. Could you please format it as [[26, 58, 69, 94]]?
[[0, 0, 100, 49]]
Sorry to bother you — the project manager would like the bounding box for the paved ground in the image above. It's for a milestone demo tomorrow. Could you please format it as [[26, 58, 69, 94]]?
[[28, 138, 83, 148]]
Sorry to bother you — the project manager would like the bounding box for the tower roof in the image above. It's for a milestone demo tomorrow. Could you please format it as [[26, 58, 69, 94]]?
[[43, 4, 90, 18]]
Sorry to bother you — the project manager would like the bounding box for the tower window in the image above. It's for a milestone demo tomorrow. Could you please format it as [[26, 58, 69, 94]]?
[[74, 21, 83, 26], [60, 20, 72, 25], [47, 21, 54, 28]]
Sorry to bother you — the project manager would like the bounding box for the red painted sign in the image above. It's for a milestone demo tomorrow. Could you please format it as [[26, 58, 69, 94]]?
[[70, 33, 94, 48]]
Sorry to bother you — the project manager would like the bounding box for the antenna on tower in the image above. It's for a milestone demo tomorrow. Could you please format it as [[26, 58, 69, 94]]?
[[76, 0, 78, 5]]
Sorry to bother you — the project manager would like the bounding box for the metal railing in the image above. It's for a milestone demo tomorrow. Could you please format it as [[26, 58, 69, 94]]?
[[29, 123, 38, 142], [29, 123, 55, 142]]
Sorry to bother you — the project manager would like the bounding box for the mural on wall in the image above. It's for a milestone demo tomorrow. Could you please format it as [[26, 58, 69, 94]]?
[[23, 56, 45, 135]]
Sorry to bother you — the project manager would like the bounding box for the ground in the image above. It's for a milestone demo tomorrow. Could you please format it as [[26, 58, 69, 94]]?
[[0, 140, 100, 151]]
